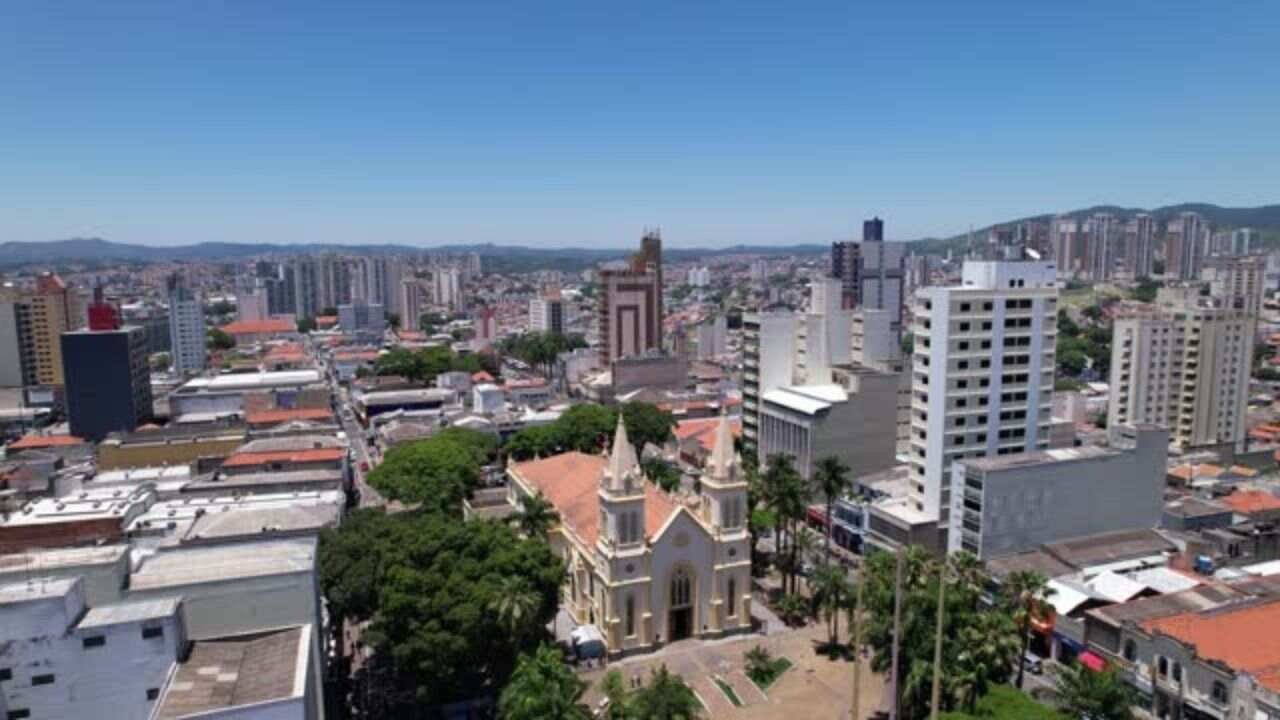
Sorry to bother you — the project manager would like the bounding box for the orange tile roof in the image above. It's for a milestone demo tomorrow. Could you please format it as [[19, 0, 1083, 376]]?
[[1142, 599, 1280, 692], [1220, 490, 1280, 515], [7, 434, 86, 450], [1168, 463, 1224, 481], [334, 350, 380, 362], [221, 448, 345, 468], [221, 319, 295, 335], [472, 371, 495, 382], [244, 407, 335, 426], [675, 417, 742, 452], [512, 452, 679, 546]]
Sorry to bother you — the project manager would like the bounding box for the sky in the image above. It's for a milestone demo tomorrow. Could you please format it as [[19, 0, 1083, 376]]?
[[2, 1, 1278, 249]]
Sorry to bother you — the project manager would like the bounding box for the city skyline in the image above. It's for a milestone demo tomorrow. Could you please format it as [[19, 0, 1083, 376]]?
[[3, 1, 1277, 247]]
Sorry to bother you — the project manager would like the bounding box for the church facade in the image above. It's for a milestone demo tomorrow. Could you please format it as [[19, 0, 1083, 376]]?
[[507, 414, 752, 656]]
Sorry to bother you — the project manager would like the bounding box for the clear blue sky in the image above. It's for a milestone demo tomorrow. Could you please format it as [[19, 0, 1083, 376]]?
[[2, 1, 1277, 248]]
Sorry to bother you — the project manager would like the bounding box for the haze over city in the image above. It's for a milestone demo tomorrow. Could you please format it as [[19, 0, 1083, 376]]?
[[3, 0, 1278, 247]]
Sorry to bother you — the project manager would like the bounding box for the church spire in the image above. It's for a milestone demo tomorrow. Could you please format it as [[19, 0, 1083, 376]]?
[[704, 411, 737, 482], [603, 415, 640, 494]]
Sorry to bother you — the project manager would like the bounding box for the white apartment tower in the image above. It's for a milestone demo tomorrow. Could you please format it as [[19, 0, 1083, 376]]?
[[1108, 300, 1254, 452], [166, 273, 206, 376], [908, 261, 1059, 525], [530, 291, 565, 335]]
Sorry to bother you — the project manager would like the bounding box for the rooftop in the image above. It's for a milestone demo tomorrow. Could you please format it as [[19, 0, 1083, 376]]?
[[219, 319, 296, 335], [221, 448, 345, 468], [762, 384, 847, 415], [78, 597, 180, 629], [0, 576, 79, 605], [182, 503, 341, 543], [961, 444, 1118, 472], [1041, 528, 1175, 571], [6, 433, 86, 450], [1220, 489, 1280, 515], [154, 626, 308, 719], [244, 407, 335, 426], [0, 544, 129, 575], [130, 538, 316, 590], [177, 370, 322, 393], [1087, 583, 1248, 628], [1143, 599, 1280, 691]]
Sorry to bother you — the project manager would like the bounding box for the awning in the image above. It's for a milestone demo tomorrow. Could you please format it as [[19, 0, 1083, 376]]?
[[1078, 650, 1107, 672]]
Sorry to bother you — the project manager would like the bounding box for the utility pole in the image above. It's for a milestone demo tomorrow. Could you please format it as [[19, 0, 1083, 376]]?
[[851, 564, 865, 720], [930, 561, 947, 720], [889, 547, 904, 720]]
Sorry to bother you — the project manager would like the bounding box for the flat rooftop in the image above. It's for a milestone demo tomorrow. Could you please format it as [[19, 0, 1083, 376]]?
[[181, 503, 341, 544], [0, 545, 128, 575], [0, 576, 78, 605], [129, 538, 316, 591], [762, 384, 847, 415], [154, 626, 308, 720], [1042, 528, 1176, 570], [78, 597, 180, 629], [176, 370, 322, 394], [961, 444, 1119, 472]]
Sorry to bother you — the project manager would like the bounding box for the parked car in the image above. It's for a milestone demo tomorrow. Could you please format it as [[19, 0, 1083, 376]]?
[[1022, 653, 1043, 675]]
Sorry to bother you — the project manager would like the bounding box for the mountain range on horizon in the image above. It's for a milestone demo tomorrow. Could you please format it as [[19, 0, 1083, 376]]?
[[3, 202, 1278, 268]]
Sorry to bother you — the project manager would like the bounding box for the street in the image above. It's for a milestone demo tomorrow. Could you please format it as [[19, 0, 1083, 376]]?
[[331, 375, 385, 508]]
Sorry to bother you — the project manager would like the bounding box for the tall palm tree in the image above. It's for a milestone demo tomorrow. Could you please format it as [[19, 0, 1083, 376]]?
[[1046, 664, 1137, 720], [946, 551, 988, 610], [813, 455, 851, 563], [515, 492, 560, 539], [492, 577, 542, 651], [811, 562, 851, 647], [763, 454, 807, 595], [952, 611, 1020, 713], [1002, 570, 1055, 690], [629, 664, 703, 719], [498, 644, 591, 720]]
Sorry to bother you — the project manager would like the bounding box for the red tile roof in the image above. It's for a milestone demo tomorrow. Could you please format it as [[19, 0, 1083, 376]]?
[[1142, 599, 1280, 691], [512, 452, 679, 546], [221, 448, 345, 468], [472, 371, 495, 382], [244, 407, 335, 426], [1220, 490, 1280, 515], [674, 417, 742, 453], [7, 434, 86, 450], [221, 319, 296, 335]]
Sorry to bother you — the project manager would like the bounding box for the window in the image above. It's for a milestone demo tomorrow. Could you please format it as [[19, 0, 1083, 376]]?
[[0, 668, 9, 682], [625, 595, 636, 637], [1211, 681, 1228, 705], [727, 578, 737, 618], [147, 688, 161, 701], [142, 625, 164, 640], [8, 710, 31, 720], [1172, 663, 1182, 684], [82, 635, 106, 649], [31, 674, 54, 686]]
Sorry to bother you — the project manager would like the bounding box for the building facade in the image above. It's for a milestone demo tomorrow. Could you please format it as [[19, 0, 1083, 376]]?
[[507, 416, 750, 656], [831, 217, 906, 339], [61, 325, 153, 441], [166, 273, 206, 376]]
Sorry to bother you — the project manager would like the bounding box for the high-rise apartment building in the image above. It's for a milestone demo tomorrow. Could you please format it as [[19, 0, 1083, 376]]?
[[530, 291, 566, 335], [1086, 213, 1120, 281], [291, 259, 320, 319], [1230, 228, 1256, 256], [431, 268, 462, 309], [1124, 214, 1156, 278], [399, 278, 424, 331], [0, 273, 85, 388], [830, 218, 906, 337], [318, 254, 351, 310], [166, 273, 206, 377], [1202, 255, 1266, 315], [868, 260, 1059, 553], [598, 233, 664, 367], [1108, 298, 1253, 452], [1166, 212, 1208, 280], [1051, 217, 1086, 277], [62, 290, 152, 441], [349, 256, 402, 316]]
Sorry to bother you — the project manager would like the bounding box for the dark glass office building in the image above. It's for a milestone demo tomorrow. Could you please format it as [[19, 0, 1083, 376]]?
[[61, 326, 153, 441]]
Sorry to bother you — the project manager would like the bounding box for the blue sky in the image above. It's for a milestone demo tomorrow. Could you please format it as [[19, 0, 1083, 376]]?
[[2, 0, 1277, 248]]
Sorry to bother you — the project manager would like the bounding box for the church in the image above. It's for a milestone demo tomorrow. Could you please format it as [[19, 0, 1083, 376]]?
[[506, 413, 752, 656]]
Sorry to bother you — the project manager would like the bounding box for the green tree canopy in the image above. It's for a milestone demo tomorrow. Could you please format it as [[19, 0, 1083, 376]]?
[[319, 511, 563, 714], [373, 346, 499, 384], [504, 403, 675, 461], [206, 327, 235, 351], [499, 331, 589, 374], [498, 644, 590, 720], [1044, 664, 1137, 720], [367, 430, 492, 513]]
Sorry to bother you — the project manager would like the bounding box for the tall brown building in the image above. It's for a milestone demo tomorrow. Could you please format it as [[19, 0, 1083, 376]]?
[[599, 232, 664, 366], [0, 273, 85, 388]]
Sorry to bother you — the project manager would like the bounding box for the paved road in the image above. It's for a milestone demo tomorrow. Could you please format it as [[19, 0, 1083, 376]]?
[[332, 378, 385, 507]]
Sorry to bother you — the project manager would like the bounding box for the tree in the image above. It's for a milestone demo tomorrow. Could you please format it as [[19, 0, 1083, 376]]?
[[618, 402, 676, 451], [367, 433, 484, 514], [152, 352, 171, 371], [810, 562, 851, 647], [1045, 664, 1136, 720], [598, 671, 631, 720], [206, 327, 235, 351], [296, 316, 317, 333], [952, 611, 1020, 712], [744, 645, 774, 685], [813, 455, 851, 563], [514, 492, 560, 539], [628, 665, 702, 720], [1002, 570, 1055, 690], [641, 458, 682, 493], [321, 512, 563, 713], [498, 644, 590, 720], [503, 403, 671, 461], [762, 454, 808, 596], [1130, 278, 1160, 303]]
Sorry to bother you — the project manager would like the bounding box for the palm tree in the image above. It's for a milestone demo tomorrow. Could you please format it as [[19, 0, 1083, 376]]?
[[813, 455, 851, 563], [952, 611, 1021, 713], [946, 550, 987, 609], [497, 644, 591, 720], [515, 492, 559, 539], [1002, 570, 1055, 690], [629, 664, 703, 719], [492, 577, 542, 651], [811, 562, 851, 648], [1047, 664, 1137, 720]]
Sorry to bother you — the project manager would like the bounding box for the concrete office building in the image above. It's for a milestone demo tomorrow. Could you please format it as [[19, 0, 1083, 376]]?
[[166, 273, 206, 376], [868, 260, 1059, 553], [741, 311, 797, 452], [949, 424, 1166, 558], [530, 290, 566, 334], [1109, 299, 1254, 452], [62, 293, 153, 441], [758, 365, 900, 480], [1166, 211, 1209, 281], [0, 299, 29, 387], [598, 267, 662, 366], [337, 301, 386, 340], [696, 314, 728, 359], [831, 217, 906, 339], [852, 308, 911, 453]]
